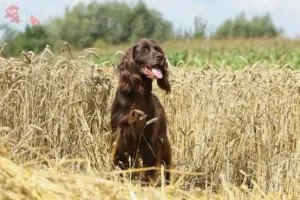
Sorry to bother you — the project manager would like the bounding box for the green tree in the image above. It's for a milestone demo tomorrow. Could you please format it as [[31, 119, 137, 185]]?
[[45, 1, 173, 48], [213, 12, 281, 39], [0, 24, 18, 45], [49, 2, 95, 49], [249, 14, 281, 37], [214, 19, 233, 39], [231, 12, 250, 38], [1, 25, 52, 57], [193, 16, 207, 39], [118, 1, 173, 43]]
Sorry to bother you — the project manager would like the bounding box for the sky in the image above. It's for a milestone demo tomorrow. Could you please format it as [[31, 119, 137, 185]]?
[[0, 0, 300, 38]]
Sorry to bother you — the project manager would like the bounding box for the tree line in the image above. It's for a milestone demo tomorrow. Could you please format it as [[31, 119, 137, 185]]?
[[0, 1, 283, 56]]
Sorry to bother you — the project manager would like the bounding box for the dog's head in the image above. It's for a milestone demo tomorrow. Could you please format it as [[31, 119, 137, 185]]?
[[117, 39, 171, 93]]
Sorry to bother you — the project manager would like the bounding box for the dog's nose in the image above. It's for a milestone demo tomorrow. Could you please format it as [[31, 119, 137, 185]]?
[[155, 54, 163, 61]]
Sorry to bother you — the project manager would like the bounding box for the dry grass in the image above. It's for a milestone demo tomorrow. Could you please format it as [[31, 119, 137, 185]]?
[[0, 46, 300, 199]]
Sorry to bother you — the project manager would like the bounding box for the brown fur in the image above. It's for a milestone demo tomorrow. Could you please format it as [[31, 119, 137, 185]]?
[[110, 39, 172, 186]]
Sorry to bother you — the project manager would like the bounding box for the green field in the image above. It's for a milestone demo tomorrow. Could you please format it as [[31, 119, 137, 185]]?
[[83, 38, 300, 69]]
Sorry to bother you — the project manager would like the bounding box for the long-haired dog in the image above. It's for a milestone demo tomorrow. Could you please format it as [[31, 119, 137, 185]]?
[[110, 38, 172, 186]]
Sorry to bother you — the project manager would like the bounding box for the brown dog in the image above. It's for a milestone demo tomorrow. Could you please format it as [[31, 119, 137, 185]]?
[[110, 38, 172, 186]]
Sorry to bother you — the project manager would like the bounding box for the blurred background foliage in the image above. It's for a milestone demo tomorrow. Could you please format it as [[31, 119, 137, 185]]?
[[1, 0, 297, 68]]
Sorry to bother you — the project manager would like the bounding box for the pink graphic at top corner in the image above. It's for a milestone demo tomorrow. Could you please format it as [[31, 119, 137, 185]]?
[[30, 15, 39, 25], [5, 5, 22, 24]]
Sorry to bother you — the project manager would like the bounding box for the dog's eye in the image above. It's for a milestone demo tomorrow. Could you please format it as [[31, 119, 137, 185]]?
[[154, 46, 160, 51], [142, 48, 148, 53], [154, 46, 163, 53]]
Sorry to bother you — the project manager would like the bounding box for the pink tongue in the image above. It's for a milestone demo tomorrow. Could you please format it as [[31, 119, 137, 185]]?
[[152, 68, 163, 79]]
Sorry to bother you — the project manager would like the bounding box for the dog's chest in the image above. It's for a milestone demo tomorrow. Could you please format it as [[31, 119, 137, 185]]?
[[131, 99, 155, 116]]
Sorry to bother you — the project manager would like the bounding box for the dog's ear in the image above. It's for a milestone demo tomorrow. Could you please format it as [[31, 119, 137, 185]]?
[[118, 46, 141, 93], [157, 58, 171, 93]]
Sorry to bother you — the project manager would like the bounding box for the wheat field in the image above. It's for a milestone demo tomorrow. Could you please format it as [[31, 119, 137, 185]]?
[[0, 44, 300, 199]]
